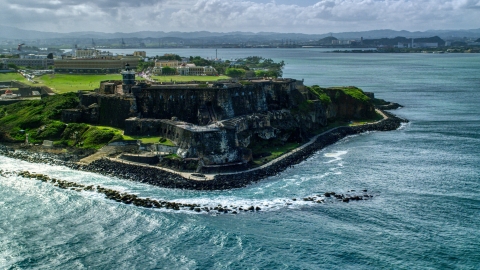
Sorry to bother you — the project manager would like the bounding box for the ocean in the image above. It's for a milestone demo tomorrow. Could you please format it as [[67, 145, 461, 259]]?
[[1, 49, 479, 269]]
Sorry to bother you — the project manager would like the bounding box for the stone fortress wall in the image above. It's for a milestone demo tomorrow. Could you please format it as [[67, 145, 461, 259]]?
[[63, 77, 375, 168]]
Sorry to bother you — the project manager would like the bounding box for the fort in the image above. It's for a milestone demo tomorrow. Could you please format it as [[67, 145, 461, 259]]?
[[59, 64, 398, 176], [0, 80, 54, 105]]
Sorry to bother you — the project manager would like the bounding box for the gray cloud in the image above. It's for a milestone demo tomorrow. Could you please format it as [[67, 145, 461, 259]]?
[[1, 0, 479, 33]]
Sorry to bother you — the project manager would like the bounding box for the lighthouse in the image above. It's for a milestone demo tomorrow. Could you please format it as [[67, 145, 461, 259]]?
[[121, 63, 135, 94]]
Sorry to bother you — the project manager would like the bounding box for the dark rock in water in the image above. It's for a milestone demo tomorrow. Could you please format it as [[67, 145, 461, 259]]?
[[255, 207, 261, 211]]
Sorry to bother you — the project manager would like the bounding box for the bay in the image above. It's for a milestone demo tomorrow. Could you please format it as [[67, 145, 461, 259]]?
[[1, 49, 479, 269]]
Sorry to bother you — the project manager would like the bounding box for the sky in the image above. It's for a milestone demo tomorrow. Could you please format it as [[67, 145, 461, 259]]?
[[1, 0, 480, 34]]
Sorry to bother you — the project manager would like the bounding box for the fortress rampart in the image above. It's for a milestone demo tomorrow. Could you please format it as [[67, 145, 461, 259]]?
[[63, 77, 375, 167]]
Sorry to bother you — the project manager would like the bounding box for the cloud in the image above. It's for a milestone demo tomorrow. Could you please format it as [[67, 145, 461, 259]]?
[[0, 0, 479, 33]]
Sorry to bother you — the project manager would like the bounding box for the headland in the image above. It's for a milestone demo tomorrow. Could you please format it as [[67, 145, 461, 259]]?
[[0, 66, 407, 189]]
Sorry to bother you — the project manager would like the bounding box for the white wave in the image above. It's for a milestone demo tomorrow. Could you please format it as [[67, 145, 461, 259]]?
[[324, 150, 348, 164], [397, 122, 409, 130]]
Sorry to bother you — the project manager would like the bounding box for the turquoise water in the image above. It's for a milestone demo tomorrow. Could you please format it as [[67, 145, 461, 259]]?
[[1, 49, 480, 269]]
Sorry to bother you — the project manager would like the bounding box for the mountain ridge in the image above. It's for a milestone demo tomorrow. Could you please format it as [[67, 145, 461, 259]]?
[[1, 25, 479, 41]]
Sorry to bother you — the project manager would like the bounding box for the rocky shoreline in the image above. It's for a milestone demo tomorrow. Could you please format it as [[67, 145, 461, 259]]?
[[0, 169, 376, 214], [0, 110, 408, 191]]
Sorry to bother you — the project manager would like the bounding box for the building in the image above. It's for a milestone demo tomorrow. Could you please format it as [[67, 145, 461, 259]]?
[[177, 63, 217, 76], [153, 60, 179, 75], [133, 51, 147, 58], [153, 60, 217, 76], [1, 58, 54, 69], [0, 89, 19, 99], [54, 56, 141, 74], [155, 60, 179, 68], [75, 49, 100, 58]]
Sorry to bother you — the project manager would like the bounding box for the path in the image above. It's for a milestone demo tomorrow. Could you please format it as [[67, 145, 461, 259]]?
[[78, 145, 136, 165]]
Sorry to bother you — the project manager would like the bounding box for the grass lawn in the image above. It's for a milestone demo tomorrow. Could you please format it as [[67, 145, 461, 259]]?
[[1, 73, 121, 93], [2, 73, 231, 93], [0, 73, 28, 82], [37, 74, 123, 94], [151, 75, 230, 82], [95, 126, 175, 146]]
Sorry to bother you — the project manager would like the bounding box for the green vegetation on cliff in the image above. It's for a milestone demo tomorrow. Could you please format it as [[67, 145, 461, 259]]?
[[0, 93, 173, 149], [331, 86, 371, 103], [0, 92, 78, 134], [307, 85, 332, 105]]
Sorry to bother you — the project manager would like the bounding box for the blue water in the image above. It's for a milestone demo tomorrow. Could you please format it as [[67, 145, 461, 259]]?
[[1, 50, 480, 269]]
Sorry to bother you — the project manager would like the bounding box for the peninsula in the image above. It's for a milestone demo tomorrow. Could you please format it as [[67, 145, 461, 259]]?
[[0, 64, 406, 190]]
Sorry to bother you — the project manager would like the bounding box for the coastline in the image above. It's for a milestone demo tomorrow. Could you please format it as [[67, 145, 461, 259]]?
[[0, 109, 408, 190]]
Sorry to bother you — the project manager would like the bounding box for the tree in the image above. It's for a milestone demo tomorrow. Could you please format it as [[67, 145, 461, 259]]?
[[7, 63, 19, 70], [190, 56, 212, 67], [136, 59, 154, 71], [157, 54, 182, 61], [47, 53, 54, 59], [162, 66, 177, 75], [225, 68, 246, 78]]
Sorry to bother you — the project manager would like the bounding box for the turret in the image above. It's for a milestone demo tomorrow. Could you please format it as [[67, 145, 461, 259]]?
[[121, 63, 135, 94]]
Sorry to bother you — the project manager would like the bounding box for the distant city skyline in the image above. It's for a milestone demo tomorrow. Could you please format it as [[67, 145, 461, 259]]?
[[1, 0, 480, 34]]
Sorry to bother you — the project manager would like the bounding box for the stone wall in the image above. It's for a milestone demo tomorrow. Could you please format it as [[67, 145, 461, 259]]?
[[79, 93, 137, 128], [75, 111, 407, 190], [133, 79, 301, 125], [119, 153, 159, 165], [124, 118, 246, 165], [3, 81, 54, 96], [61, 109, 83, 123]]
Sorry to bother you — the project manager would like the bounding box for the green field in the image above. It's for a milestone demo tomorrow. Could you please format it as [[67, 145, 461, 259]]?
[[0, 73, 121, 93], [0, 73, 31, 83], [151, 75, 229, 82], [95, 126, 175, 146], [1, 73, 231, 93], [38, 74, 123, 93]]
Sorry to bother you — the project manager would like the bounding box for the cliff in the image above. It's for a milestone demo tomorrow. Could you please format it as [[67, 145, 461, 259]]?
[[0, 77, 377, 169]]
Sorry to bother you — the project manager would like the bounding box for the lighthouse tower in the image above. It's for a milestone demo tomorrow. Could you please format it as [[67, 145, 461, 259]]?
[[121, 63, 135, 94]]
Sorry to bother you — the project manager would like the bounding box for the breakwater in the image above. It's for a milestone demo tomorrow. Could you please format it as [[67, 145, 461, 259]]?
[[0, 169, 374, 214], [0, 110, 407, 190]]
